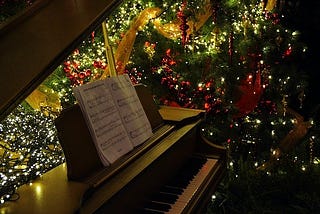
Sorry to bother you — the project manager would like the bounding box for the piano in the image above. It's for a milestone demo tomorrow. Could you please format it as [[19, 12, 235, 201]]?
[[0, 0, 226, 213], [0, 84, 226, 214]]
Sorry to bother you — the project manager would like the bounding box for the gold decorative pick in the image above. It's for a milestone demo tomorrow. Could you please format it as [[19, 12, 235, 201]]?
[[102, 21, 117, 77]]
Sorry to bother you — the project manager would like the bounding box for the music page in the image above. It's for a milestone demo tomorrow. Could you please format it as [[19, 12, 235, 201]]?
[[109, 75, 153, 147], [73, 74, 152, 166], [73, 79, 133, 166]]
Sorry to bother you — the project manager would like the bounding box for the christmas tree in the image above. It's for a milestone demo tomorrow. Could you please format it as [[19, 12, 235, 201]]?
[[1, 0, 320, 211]]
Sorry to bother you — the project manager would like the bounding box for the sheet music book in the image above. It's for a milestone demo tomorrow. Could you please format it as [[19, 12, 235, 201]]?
[[73, 74, 153, 166]]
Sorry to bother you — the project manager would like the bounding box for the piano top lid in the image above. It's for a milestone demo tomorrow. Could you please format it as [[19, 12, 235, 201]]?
[[0, 0, 122, 121]]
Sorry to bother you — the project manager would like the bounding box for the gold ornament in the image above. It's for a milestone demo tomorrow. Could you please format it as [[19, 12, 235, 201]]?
[[281, 95, 287, 116], [265, 0, 277, 11], [258, 108, 312, 171]]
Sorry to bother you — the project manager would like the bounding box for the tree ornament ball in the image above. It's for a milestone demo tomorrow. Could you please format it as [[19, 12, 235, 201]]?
[[233, 72, 263, 118]]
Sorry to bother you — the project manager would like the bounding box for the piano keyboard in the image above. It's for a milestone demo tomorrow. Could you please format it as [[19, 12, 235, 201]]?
[[140, 156, 218, 214]]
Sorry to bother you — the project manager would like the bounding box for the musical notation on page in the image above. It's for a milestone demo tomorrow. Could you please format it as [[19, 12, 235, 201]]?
[[73, 74, 152, 166]]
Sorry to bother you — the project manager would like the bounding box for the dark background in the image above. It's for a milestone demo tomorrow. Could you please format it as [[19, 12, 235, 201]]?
[[290, 0, 320, 118]]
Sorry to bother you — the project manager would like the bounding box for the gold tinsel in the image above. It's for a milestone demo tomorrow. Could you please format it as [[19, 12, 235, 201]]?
[[101, 7, 162, 78], [102, 0, 213, 77], [25, 85, 61, 115], [153, 0, 212, 40]]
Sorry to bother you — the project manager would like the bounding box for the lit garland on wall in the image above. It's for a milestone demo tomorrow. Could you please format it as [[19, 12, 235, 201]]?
[[0, 105, 64, 204]]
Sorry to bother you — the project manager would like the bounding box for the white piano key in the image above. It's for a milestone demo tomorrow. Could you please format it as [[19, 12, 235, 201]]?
[[166, 158, 218, 214]]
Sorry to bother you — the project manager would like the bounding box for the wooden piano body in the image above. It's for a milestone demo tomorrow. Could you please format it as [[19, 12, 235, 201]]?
[[0, 85, 226, 214]]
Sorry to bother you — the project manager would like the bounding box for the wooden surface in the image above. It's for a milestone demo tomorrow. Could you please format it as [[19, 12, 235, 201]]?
[[159, 106, 205, 122], [0, 0, 121, 120], [0, 164, 89, 214]]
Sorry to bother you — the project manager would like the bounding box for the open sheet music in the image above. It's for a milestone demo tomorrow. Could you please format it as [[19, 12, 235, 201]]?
[[73, 75, 153, 166]]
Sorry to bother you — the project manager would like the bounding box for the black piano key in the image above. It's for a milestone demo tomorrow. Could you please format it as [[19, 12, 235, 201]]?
[[161, 185, 183, 195], [150, 192, 178, 204], [144, 201, 171, 212], [139, 208, 165, 214], [167, 180, 189, 190], [166, 157, 206, 189], [141, 156, 208, 211]]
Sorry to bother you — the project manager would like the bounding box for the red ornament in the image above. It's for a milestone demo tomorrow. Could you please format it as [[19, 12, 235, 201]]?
[[228, 32, 234, 64], [63, 67, 71, 73], [64, 61, 71, 66], [283, 46, 292, 58], [233, 71, 263, 118], [79, 72, 86, 79], [73, 49, 80, 55], [162, 49, 176, 70], [177, 1, 189, 47], [160, 97, 181, 108], [91, 31, 95, 43], [85, 69, 92, 76]]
